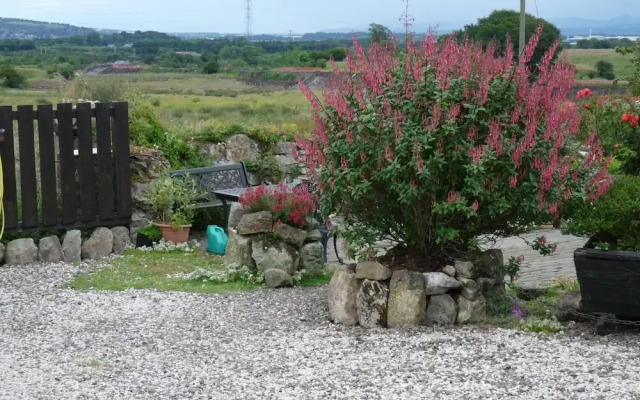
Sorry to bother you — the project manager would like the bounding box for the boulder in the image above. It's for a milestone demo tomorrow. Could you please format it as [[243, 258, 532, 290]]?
[[442, 264, 456, 277], [306, 229, 323, 242], [456, 295, 487, 324], [357, 279, 390, 328], [454, 260, 476, 279], [274, 223, 307, 248], [225, 134, 259, 162], [62, 230, 82, 263], [355, 261, 392, 281], [426, 294, 457, 326], [424, 272, 462, 295], [81, 227, 114, 260], [299, 242, 324, 274], [473, 249, 504, 280], [264, 269, 293, 288], [129, 210, 151, 244], [111, 226, 132, 254], [38, 236, 62, 263], [458, 277, 481, 301], [5, 238, 38, 265], [556, 291, 588, 322], [251, 239, 299, 275], [0, 242, 5, 264], [327, 268, 359, 326], [224, 230, 253, 267], [237, 211, 274, 235], [387, 270, 427, 328], [275, 141, 294, 155], [305, 216, 320, 230], [275, 155, 297, 169], [476, 278, 498, 294], [227, 202, 246, 230], [131, 182, 150, 212], [129, 146, 170, 182]]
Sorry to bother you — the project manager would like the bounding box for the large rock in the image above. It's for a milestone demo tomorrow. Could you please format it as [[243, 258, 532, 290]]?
[[275, 141, 294, 155], [424, 272, 462, 295], [387, 270, 427, 328], [327, 268, 359, 326], [131, 182, 150, 212], [454, 260, 476, 279], [81, 227, 114, 260], [224, 229, 253, 267], [38, 236, 62, 263], [442, 264, 456, 277], [237, 211, 274, 235], [458, 277, 481, 301], [306, 229, 323, 242], [5, 239, 38, 265], [456, 295, 487, 324], [0, 242, 5, 264], [225, 134, 260, 162], [426, 294, 457, 326], [62, 230, 82, 263], [111, 226, 132, 254], [357, 279, 390, 328], [476, 278, 498, 294], [227, 202, 246, 230], [299, 242, 324, 274], [356, 261, 392, 281], [251, 239, 299, 275], [264, 269, 293, 288], [274, 223, 307, 248], [473, 249, 504, 280], [129, 146, 170, 182], [556, 291, 589, 322], [129, 210, 151, 244]]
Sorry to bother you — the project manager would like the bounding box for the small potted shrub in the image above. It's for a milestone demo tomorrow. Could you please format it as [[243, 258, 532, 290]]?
[[136, 225, 162, 248], [566, 175, 640, 318], [148, 173, 200, 243]]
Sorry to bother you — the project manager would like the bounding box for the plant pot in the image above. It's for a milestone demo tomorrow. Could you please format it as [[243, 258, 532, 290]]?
[[154, 223, 192, 244], [574, 248, 640, 318]]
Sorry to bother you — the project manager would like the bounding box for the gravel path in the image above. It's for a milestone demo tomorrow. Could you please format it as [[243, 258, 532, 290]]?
[[1, 262, 640, 400]]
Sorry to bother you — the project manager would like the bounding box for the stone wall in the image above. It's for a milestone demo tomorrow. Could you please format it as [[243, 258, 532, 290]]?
[[327, 251, 504, 328], [223, 205, 325, 288], [1, 226, 132, 266]]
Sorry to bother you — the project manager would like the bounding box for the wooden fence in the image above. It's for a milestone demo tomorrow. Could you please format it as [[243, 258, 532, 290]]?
[[0, 102, 131, 232]]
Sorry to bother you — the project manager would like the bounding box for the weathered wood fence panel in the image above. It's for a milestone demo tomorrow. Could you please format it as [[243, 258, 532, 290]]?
[[0, 102, 131, 232]]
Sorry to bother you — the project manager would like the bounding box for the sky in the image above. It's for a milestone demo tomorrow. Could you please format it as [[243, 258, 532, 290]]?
[[0, 0, 638, 34]]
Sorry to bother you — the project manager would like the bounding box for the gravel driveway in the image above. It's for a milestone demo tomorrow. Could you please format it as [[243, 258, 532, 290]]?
[[1, 262, 640, 400]]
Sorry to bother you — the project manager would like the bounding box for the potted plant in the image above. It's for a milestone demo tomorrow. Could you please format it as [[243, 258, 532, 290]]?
[[566, 175, 640, 319], [148, 173, 200, 243], [136, 225, 162, 248]]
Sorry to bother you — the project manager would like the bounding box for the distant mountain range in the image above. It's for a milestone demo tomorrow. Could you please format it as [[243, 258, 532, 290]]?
[[0, 15, 638, 40]]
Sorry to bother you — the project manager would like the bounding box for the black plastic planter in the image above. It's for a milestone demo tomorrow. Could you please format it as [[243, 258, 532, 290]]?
[[574, 248, 640, 318], [136, 233, 154, 248]]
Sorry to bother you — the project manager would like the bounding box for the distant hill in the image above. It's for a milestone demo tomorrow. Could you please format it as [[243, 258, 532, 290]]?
[[0, 17, 96, 39]]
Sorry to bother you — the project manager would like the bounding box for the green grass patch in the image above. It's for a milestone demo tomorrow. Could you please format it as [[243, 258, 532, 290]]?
[[65, 249, 261, 294], [564, 49, 634, 81]]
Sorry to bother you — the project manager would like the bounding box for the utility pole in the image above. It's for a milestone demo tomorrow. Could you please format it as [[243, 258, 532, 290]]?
[[519, 0, 526, 56], [245, 0, 253, 39]]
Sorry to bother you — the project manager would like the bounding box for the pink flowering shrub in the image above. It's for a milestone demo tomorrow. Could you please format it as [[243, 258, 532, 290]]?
[[239, 183, 318, 229], [296, 28, 611, 263]]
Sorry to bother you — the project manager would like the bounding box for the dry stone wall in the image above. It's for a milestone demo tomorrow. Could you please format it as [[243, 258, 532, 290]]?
[[328, 253, 504, 328]]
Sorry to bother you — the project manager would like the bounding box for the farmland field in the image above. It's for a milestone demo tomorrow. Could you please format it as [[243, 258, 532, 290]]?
[[563, 48, 634, 82]]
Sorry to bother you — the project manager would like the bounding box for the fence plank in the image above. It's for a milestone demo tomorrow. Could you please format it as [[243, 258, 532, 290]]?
[[37, 105, 58, 226], [17, 106, 38, 229], [95, 103, 114, 220], [76, 103, 97, 222], [112, 102, 131, 218], [0, 106, 18, 230], [57, 103, 77, 225]]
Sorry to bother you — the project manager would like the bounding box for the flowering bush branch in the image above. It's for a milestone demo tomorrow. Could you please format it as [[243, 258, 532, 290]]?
[[239, 183, 318, 229]]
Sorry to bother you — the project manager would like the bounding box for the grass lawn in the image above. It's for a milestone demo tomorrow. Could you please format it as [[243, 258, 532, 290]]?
[[65, 248, 333, 294], [563, 49, 634, 82]]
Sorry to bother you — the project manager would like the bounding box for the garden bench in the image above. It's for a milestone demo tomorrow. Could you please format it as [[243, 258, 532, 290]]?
[[170, 162, 251, 229]]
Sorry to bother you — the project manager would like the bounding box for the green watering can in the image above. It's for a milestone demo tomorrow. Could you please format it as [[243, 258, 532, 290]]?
[[206, 225, 228, 255]]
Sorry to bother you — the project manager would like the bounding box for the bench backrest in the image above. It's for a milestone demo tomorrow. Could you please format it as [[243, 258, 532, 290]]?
[[170, 162, 250, 195]]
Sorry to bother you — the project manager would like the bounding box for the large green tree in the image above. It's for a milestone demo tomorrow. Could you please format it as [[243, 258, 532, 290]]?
[[368, 23, 392, 45], [457, 10, 561, 67]]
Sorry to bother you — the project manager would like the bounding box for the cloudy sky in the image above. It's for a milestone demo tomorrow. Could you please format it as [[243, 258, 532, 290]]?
[[0, 0, 637, 33]]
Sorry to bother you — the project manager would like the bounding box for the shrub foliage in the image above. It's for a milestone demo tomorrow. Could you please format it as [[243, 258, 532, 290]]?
[[298, 29, 611, 264]]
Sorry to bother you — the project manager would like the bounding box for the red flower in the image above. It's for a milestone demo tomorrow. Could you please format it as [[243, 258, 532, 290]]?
[[575, 88, 593, 99], [583, 103, 590, 110], [614, 143, 620, 149], [622, 113, 633, 123]]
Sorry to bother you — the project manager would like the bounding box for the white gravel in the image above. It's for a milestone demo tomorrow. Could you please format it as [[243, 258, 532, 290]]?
[[1, 262, 640, 400]]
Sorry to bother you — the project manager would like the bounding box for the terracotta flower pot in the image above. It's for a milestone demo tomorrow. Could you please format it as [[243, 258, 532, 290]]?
[[154, 223, 192, 244]]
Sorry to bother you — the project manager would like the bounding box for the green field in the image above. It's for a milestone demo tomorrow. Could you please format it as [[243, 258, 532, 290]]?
[[563, 48, 634, 82]]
